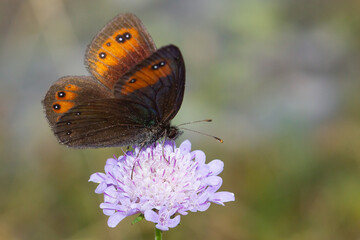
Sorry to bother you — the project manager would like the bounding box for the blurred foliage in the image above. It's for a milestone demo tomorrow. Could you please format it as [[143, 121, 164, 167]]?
[[0, 0, 360, 239]]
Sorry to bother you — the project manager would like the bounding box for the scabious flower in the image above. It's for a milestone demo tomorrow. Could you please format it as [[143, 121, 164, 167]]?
[[89, 140, 235, 231]]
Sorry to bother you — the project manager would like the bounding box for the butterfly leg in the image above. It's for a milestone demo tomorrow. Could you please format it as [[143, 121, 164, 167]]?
[[161, 140, 169, 163], [120, 147, 127, 155], [130, 143, 146, 179], [161, 130, 170, 164]]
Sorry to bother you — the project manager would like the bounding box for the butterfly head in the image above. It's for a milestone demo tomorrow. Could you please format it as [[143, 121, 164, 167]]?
[[167, 126, 183, 140]]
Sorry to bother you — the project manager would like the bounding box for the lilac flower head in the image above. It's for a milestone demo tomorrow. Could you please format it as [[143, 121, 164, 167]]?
[[89, 140, 235, 231]]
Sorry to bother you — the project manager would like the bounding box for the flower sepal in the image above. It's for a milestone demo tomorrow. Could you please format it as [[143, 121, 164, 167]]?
[[131, 214, 145, 225]]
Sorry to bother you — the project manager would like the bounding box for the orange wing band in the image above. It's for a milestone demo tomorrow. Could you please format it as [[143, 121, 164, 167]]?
[[121, 60, 172, 95], [52, 101, 75, 114]]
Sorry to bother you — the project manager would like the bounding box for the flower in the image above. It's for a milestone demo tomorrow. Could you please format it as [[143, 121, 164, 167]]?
[[89, 140, 235, 231]]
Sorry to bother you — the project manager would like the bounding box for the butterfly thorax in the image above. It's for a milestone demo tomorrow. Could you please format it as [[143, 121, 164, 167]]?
[[145, 124, 182, 146]]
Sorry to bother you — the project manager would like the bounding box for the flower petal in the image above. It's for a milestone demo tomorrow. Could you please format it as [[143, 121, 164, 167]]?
[[192, 150, 206, 165], [106, 158, 118, 166], [108, 212, 126, 228], [167, 215, 181, 228], [164, 144, 174, 156], [89, 172, 106, 183], [197, 202, 211, 212], [104, 185, 117, 198], [196, 164, 210, 177], [207, 159, 224, 176], [177, 209, 188, 215], [144, 209, 159, 223], [203, 176, 222, 186], [95, 182, 107, 194], [156, 224, 169, 231], [207, 178, 224, 193], [209, 191, 235, 205], [180, 140, 191, 153], [103, 209, 115, 216], [100, 203, 126, 212]]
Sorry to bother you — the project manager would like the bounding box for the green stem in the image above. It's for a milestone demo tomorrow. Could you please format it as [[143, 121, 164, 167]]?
[[155, 227, 162, 240]]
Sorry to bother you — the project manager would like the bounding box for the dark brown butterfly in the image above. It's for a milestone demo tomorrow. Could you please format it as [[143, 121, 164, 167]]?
[[42, 13, 185, 148]]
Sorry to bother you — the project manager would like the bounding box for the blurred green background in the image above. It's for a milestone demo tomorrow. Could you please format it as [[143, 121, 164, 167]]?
[[1, 0, 360, 239]]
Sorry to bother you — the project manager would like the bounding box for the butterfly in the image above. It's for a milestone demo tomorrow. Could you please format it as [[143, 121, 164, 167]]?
[[42, 13, 185, 148]]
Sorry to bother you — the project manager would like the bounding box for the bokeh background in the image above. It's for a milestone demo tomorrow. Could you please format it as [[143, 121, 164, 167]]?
[[1, 0, 360, 239]]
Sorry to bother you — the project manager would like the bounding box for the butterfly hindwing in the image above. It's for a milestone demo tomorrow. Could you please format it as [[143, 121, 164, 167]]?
[[85, 13, 157, 90], [54, 99, 157, 148], [42, 76, 113, 127], [114, 44, 185, 123]]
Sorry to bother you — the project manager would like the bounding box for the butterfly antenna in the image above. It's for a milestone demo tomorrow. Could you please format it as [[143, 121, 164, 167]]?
[[177, 119, 212, 127], [180, 127, 224, 143]]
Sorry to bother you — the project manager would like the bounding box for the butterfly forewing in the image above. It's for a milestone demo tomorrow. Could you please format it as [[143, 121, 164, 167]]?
[[114, 45, 185, 123], [85, 13, 157, 90]]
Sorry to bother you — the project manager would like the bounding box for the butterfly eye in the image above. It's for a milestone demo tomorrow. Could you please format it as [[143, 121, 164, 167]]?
[[53, 104, 61, 110], [99, 52, 106, 59], [124, 32, 131, 39], [57, 92, 66, 98], [116, 34, 125, 43], [129, 79, 136, 83]]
